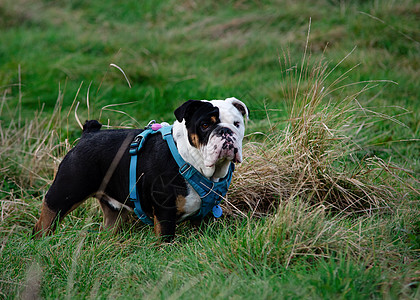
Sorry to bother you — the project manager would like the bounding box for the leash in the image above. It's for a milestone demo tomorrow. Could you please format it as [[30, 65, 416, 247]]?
[[128, 121, 234, 225]]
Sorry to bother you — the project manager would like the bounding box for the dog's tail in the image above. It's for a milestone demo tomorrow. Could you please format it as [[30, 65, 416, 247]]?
[[83, 120, 102, 133]]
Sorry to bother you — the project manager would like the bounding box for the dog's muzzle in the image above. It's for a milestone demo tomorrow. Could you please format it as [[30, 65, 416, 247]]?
[[203, 126, 243, 167]]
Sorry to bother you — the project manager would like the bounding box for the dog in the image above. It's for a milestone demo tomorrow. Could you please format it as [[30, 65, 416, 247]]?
[[33, 97, 248, 241]]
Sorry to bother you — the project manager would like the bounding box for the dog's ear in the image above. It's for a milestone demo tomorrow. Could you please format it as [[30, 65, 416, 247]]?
[[174, 100, 205, 122], [226, 97, 250, 120]]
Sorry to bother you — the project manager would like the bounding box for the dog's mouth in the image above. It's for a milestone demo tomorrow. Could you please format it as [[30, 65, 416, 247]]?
[[203, 132, 243, 167]]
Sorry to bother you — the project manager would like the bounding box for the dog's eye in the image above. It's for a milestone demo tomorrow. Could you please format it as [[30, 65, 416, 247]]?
[[201, 123, 209, 130], [234, 121, 240, 128]]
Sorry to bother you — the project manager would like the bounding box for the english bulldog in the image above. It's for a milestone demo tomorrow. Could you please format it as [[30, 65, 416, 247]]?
[[33, 97, 248, 241]]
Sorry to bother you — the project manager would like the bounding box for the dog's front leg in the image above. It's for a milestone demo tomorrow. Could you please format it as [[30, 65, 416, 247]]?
[[153, 208, 176, 242]]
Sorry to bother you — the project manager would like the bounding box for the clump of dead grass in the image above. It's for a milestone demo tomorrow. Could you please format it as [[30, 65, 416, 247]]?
[[224, 46, 411, 217]]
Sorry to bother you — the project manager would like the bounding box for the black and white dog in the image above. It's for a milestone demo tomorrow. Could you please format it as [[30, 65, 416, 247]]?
[[34, 97, 248, 241]]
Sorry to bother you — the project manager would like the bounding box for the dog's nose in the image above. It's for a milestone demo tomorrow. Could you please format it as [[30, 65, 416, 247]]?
[[219, 127, 233, 136]]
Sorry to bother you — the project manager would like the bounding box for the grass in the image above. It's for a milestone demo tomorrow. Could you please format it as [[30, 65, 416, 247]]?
[[2, 202, 419, 299], [1, 0, 419, 299]]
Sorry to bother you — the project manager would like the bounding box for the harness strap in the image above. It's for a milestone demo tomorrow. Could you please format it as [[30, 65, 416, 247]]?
[[128, 129, 154, 225]]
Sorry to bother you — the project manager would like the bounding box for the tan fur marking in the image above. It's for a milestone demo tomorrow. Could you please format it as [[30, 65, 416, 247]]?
[[210, 116, 217, 123], [153, 215, 161, 236], [176, 195, 186, 214], [190, 133, 200, 148], [33, 202, 57, 238]]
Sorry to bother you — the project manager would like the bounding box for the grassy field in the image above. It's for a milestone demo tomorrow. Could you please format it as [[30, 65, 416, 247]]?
[[1, 0, 419, 299]]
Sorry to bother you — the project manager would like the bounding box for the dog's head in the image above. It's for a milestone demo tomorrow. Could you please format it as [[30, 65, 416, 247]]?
[[173, 97, 248, 178]]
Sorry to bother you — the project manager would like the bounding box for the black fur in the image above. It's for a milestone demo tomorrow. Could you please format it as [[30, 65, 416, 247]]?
[[45, 124, 188, 241], [174, 100, 220, 147]]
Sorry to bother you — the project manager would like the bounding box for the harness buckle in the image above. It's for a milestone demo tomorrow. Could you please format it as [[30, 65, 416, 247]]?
[[179, 163, 191, 175], [129, 135, 143, 155], [133, 135, 143, 144]]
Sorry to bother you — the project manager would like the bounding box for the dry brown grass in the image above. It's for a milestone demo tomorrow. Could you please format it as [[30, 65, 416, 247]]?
[[0, 91, 68, 188], [0, 89, 69, 225], [224, 46, 412, 217]]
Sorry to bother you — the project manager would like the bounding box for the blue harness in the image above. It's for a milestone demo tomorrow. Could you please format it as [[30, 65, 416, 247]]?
[[128, 124, 235, 225]]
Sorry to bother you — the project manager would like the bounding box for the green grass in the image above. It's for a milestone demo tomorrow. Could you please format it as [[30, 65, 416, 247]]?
[[1, 0, 419, 299], [1, 201, 419, 299]]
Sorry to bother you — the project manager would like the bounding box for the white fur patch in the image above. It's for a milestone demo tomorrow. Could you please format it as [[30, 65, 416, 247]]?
[[179, 185, 201, 221], [99, 194, 133, 212]]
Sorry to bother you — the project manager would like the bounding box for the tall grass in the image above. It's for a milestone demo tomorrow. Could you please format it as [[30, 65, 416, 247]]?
[[227, 46, 415, 217], [0, 85, 67, 185]]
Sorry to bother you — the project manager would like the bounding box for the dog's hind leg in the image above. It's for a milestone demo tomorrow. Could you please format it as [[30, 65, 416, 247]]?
[[33, 201, 58, 238], [33, 198, 87, 238], [33, 169, 98, 238]]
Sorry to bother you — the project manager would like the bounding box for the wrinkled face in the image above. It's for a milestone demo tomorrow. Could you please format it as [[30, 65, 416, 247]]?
[[174, 97, 248, 168]]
